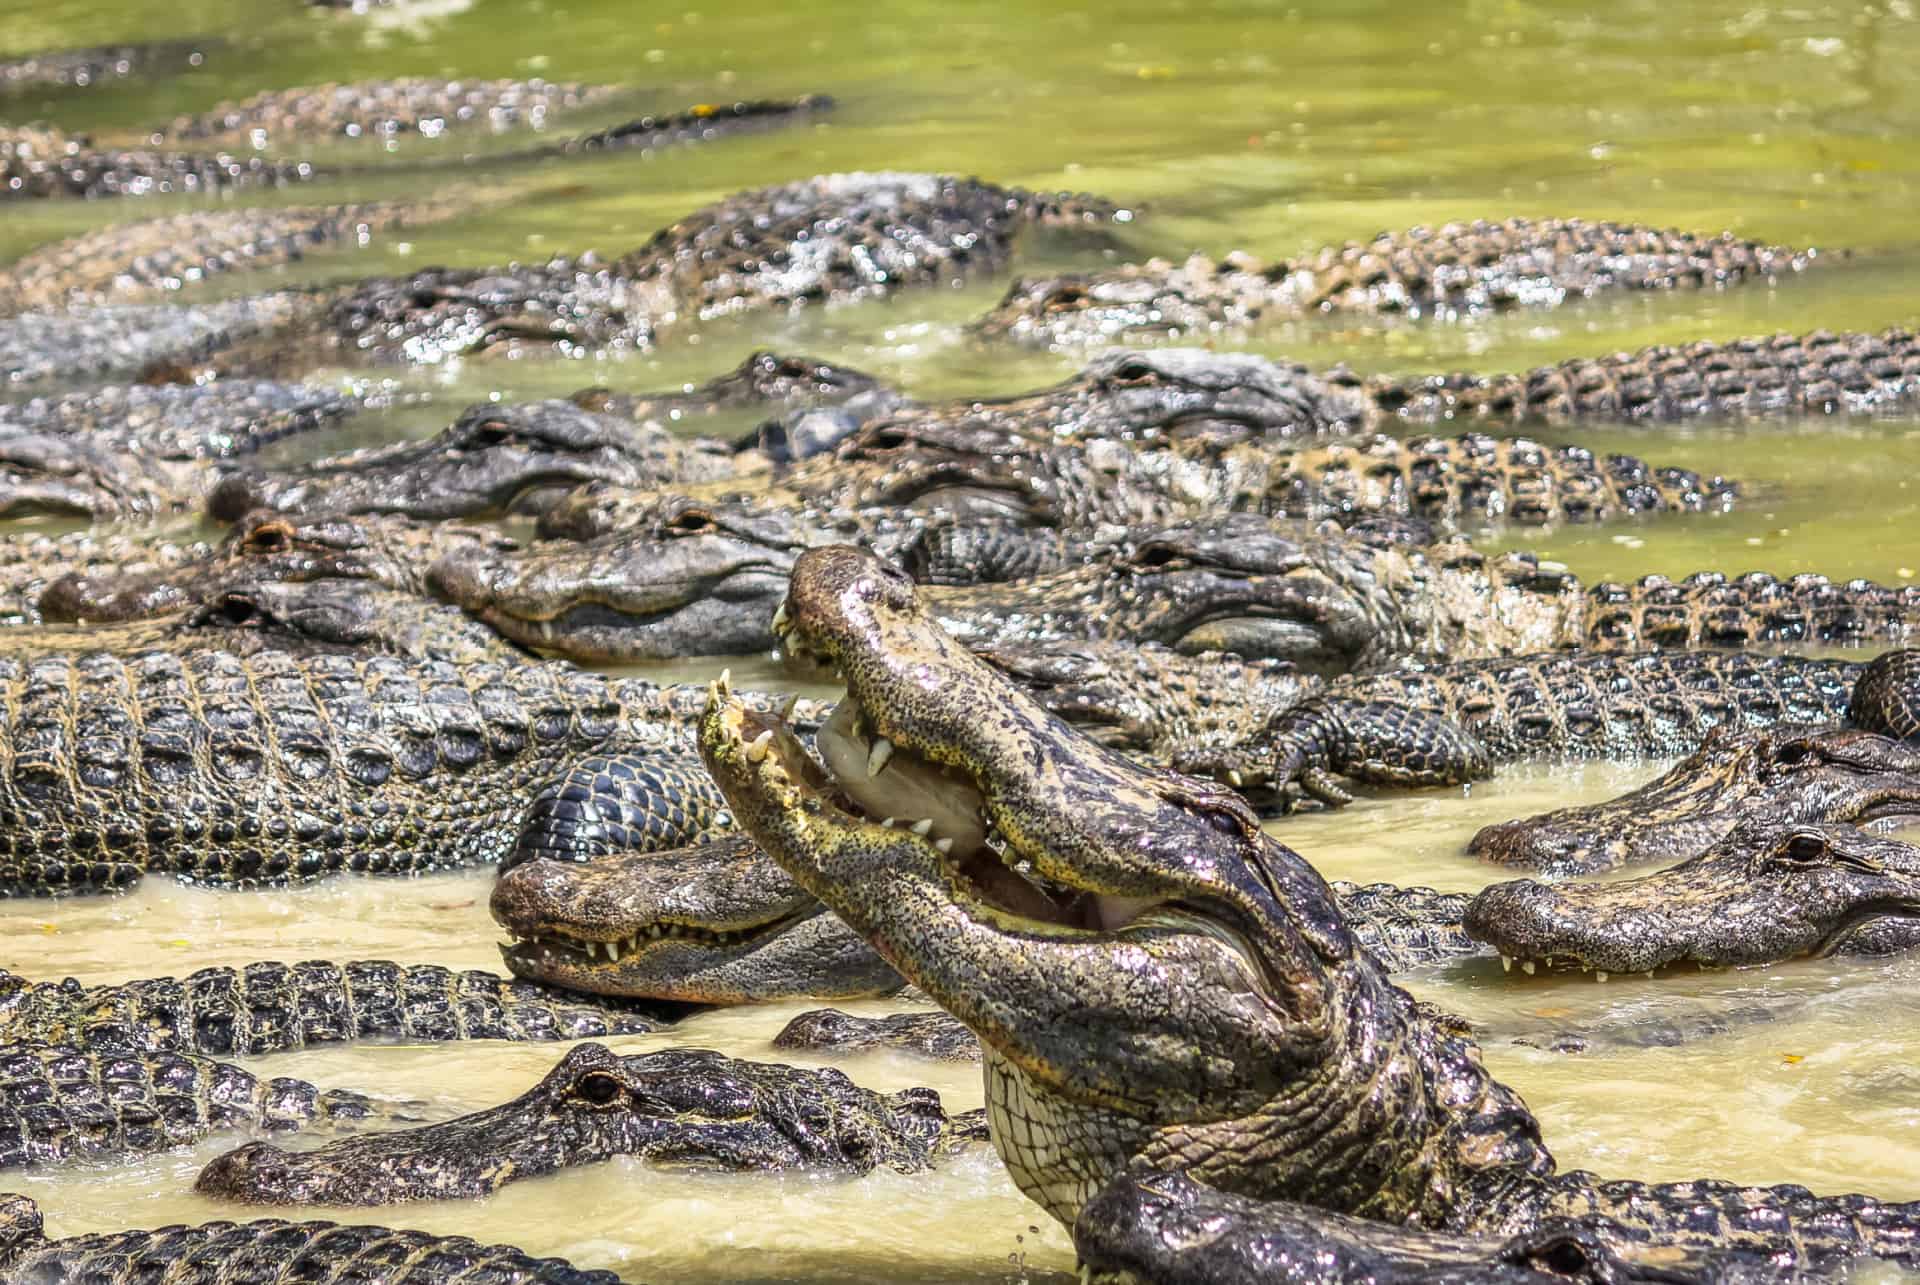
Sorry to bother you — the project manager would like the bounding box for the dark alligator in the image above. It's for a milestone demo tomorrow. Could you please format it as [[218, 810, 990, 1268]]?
[[0, 1193, 614, 1285], [1170, 648, 1865, 804], [0, 200, 462, 313], [207, 395, 745, 522], [0, 1040, 401, 1171], [0, 528, 211, 627], [0, 39, 212, 95], [0, 961, 675, 1056], [491, 830, 1475, 1005], [976, 217, 1818, 346], [696, 545, 1920, 1272], [0, 636, 818, 894], [1, 122, 319, 200], [772, 1009, 984, 1061], [155, 77, 622, 145], [1470, 725, 1920, 877], [195, 1042, 986, 1205], [1465, 820, 1920, 976], [183, 580, 535, 666], [0, 378, 366, 520], [1073, 1171, 1794, 1284]]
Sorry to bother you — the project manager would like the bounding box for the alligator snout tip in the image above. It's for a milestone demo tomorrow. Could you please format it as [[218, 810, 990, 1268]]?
[[192, 1139, 287, 1201]]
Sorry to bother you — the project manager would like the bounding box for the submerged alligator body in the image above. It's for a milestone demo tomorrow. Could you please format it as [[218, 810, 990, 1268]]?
[[0, 1040, 396, 1171], [0, 961, 673, 1057], [0, 636, 767, 894], [196, 1042, 984, 1205], [0, 40, 212, 95], [156, 77, 622, 146], [0, 529, 211, 627], [0, 292, 316, 388], [1466, 820, 1920, 976], [1172, 648, 1864, 804], [0, 1194, 615, 1285], [0, 123, 319, 201], [978, 218, 1819, 346], [698, 545, 1920, 1273], [1470, 724, 1920, 876]]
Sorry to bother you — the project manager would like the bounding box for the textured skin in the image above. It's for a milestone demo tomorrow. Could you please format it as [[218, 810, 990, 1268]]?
[[1175, 649, 1862, 800], [0, 529, 211, 627], [1466, 820, 1920, 975], [0, 1193, 616, 1284], [0, 202, 455, 312], [209, 396, 741, 522], [1074, 1171, 1796, 1284], [0, 1040, 394, 1171], [918, 520, 1920, 668], [0, 293, 322, 388], [0, 123, 319, 200], [773, 1009, 982, 1061], [977, 218, 1818, 345], [195, 1042, 985, 1204], [38, 511, 517, 626], [287, 173, 1115, 367], [700, 546, 1920, 1272], [157, 77, 621, 144], [1470, 724, 1920, 877], [0, 961, 672, 1056], [0, 643, 738, 893]]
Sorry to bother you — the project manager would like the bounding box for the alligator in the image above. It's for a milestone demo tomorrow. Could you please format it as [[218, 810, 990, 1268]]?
[[207, 394, 743, 522], [697, 544, 1920, 1271], [1, 122, 320, 200], [0, 1194, 616, 1285], [491, 830, 1476, 1005], [177, 172, 1118, 372], [1073, 1171, 1795, 1284], [0, 635, 824, 894], [0, 39, 213, 95], [975, 217, 1819, 346], [0, 200, 463, 313], [1465, 820, 1920, 977], [195, 1042, 986, 1205], [0, 1040, 402, 1171], [0, 292, 316, 388], [1169, 648, 1867, 804], [0, 378, 365, 520], [0, 961, 676, 1057], [0, 528, 211, 627], [771, 1009, 984, 1061], [1469, 725, 1920, 877], [154, 77, 622, 146]]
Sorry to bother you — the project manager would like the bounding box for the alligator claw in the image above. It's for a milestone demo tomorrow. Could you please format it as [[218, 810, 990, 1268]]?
[[1301, 767, 1354, 807]]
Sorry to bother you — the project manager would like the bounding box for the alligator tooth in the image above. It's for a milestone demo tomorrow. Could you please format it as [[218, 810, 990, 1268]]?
[[718, 668, 733, 695], [934, 837, 954, 854], [1594, 971, 1608, 983], [880, 817, 897, 828], [779, 692, 800, 720], [606, 939, 623, 962], [1500, 955, 1513, 972], [867, 738, 894, 778], [1520, 960, 1536, 975], [771, 602, 790, 636], [745, 729, 774, 763], [1227, 769, 1244, 788], [585, 941, 601, 960], [909, 818, 934, 837]]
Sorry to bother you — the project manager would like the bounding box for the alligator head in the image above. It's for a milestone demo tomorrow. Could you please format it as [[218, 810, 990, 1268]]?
[[1469, 725, 1920, 877], [1465, 820, 1920, 976], [491, 836, 901, 1003], [208, 398, 734, 521], [701, 545, 1550, 1226], [430, 502, 801, 661], [194, 1042, 959, 1204]]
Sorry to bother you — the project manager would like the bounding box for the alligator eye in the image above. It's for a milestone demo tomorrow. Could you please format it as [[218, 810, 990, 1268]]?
[[242, 523, 294, 553], [573, 1071, 624, 1106], [1782, 832, 1828, 863], [1107, 359, 1160, 385], [1773, 741, 1812, 767], [1524, 1238, 1592, 1278], [664, 510, 717, 535], [468, 419, 521, 447], [216, 597, 259, 626], [1131, 545, 1182, 570]]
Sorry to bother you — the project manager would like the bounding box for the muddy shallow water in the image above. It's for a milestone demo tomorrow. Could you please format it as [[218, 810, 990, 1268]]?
[[3, 0, 1920, 1279]]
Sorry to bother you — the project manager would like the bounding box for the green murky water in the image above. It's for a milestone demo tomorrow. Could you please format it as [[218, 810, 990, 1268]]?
[[3, 0, 1919, 1278]]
